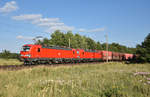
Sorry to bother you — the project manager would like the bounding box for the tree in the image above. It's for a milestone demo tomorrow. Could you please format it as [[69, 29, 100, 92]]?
[[64, 31, 75, 48], [85, 37, 96, 50], [96, 42, 102, 50], [50, 30, 66, 46], [136, 33, 150, 63]]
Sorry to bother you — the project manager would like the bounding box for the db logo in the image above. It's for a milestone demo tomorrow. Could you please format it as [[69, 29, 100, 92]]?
[[58, 53, 61, 56]]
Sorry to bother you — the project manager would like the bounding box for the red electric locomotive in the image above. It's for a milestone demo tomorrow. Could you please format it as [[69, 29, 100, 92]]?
[[20, 44, 102, 64]]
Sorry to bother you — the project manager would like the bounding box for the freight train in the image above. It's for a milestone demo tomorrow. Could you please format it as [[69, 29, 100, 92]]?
[[20, 44, 133, 65]]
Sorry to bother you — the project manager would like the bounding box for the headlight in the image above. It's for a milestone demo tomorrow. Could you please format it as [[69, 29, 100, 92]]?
[[20, 54, 24, 56], [25, 54, 31, 57]]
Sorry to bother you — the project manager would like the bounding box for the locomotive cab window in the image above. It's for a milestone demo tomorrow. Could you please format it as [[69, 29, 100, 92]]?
[[22, 46, 30, 52], [38, 48, 40, 52]]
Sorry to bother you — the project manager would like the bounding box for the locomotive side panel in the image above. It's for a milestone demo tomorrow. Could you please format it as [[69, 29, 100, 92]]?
[[93, 51, 102, 61]]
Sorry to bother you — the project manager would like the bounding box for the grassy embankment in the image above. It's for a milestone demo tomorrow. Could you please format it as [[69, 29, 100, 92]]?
[[0, 59, 23, 65], [0, 62, 150, 97]]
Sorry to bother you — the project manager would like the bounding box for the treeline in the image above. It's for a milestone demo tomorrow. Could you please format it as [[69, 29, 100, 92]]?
[[0, 50, 20, 59], [2, 30, 150, 63], [36, 30, 136, 54]]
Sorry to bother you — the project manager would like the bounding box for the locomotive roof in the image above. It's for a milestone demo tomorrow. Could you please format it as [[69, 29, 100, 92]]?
[[84, 49, 97, 52], [23, 44, 98, 52], [42, 46, 98, 52], [23, 44, 41, 47], [42, 45, 73, 50]]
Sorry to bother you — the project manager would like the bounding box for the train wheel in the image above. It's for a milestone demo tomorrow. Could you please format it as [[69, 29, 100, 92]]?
[[48, 61, 52, 65], [24, 61, 32, 65]]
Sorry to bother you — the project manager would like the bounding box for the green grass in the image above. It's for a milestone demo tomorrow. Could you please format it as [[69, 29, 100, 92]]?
[[0, 58, 23, 65], [0, 62, 150, 97]]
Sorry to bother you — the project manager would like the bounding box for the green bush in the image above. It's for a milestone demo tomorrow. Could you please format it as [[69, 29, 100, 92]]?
[[0, 50, 20, 59]]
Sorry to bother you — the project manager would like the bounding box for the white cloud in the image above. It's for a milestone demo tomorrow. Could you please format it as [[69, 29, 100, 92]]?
[[0, 1, 18, 13], [32, 18, 60, 24], [46, 25, 75, 32], [37, 22, 64, 27], [88, 28, 105, 32], [78, 28, 86, 32], [12, 14, 105, 33], [12, 14, 42, 21], [78, 27, 105, 32], [12, 14, 75, 32], [16, 35, 34, 40]]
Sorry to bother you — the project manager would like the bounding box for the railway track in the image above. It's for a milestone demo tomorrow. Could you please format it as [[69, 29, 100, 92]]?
[[0, 65, 33, 70], [0, 62, 103, 71]]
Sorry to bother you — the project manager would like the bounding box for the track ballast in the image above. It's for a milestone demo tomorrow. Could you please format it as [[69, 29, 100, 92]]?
[[0, 62, 103, 71]]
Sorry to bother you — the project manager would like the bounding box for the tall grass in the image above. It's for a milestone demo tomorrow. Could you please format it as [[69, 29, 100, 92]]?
[[0, 62, 150, 97], [0, 58, 22, 65]]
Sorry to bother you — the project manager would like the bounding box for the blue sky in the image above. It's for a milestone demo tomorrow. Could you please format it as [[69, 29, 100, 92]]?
[[0, 0, 150, 53]]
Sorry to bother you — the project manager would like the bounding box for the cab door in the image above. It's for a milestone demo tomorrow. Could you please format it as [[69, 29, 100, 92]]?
[[34, 46, 41, 58], [72, 49, 76, 58], [37, 47, 41, 58], [76, 49, 80, 58], [79, 50, 84, 59]]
